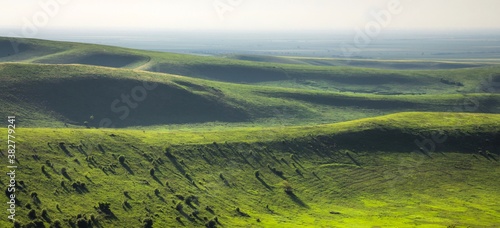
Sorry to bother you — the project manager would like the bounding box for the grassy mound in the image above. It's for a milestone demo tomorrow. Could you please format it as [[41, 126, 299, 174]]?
[[37, 52, 148, 68], [228, 55, 488, 69], [2, 113, 499, 227], [2, 63, 499, 128], [2, 37, 500, 94]]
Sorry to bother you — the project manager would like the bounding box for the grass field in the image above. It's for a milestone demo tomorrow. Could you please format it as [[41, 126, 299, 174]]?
[[0, 37, 499, 227], [1, 113, 499, 227]]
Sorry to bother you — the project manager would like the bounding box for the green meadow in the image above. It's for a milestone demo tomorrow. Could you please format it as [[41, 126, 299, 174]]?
[[0, 37, 499, 227]]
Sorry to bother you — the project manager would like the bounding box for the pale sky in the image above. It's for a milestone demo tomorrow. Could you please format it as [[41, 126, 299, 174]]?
[[1, 0, 500, 33]]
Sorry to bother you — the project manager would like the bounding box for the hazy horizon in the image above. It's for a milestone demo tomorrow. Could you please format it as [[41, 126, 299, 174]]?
[[2, 1, 500, 60], [2, 0, 500, 35]]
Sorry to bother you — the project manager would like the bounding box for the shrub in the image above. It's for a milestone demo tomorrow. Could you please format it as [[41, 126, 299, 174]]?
[[61, 167, 68, 176], [149, 168, 155, 176], [205, 206, 214, 214], [50, 219, 62, 228], [142, 218, 153, 228], [282, 181, 293, 194], [185, 195, 198, 206], [118, 155, 125, 164], [41, 208, 49, 218], [165, 147, 174, 158], [30, 192, 38, 198], [28, 209, 37, 219], [77, 217, 89, 228], [206, 220, 217, 228], [41, 165, 46, 173], [90, 214, 96, 222], [175, 202, 183, 211], [254, 170, 260, 178], [95, 202, 113, 215]]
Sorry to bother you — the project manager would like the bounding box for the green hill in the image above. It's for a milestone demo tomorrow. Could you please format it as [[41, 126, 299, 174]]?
[[227, 54, 491, 69], [1, 63, 499, 128], [1, 37, 499, 228], [2, 112, 499, 227], [2, 37, 500, 94]]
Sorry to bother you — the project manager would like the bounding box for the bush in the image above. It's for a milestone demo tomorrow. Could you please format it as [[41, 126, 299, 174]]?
[[77, 217, 89, 228], [185, 195, 198, 206], [149, 168, 155, 176], [118, 155, 125, 164], [28, 209, 37, 220], [165, 147, 174, 158], [206, 220, 217, 228], [41, 208, 49, 218], [282, 181, 293, 194], [142, 218, 153, 228], [96, 202, 113, 215], [61, 167, 70, 179], [254, 170, 260, 178], [51, 220, 62, 228], [175, 202, 183, 211], [30, 192, 38, 198]]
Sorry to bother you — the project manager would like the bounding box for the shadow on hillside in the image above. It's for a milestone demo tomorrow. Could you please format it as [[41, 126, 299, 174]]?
[[37, 52, 148, 68], [150, 63, 290, 83], [286, 191, 309, 208], [14, 77, 250, 127], [256, 176, 273, 190], [120, 162, 134, 175]]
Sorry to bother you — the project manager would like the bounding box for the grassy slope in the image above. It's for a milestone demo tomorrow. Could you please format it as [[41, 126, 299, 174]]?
[[2, 112, 499, 227], [226, 54, 495, 69], [1, 63, 500, 128], [1, 37, 499, 227], [2, 37, 500, 94]]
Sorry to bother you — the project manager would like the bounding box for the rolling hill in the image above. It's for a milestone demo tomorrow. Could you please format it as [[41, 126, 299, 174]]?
[[1, 63, 500, 128], [1, 37, 499, 227], [2, 37, 500, 95], [1, 112, 499, 227]]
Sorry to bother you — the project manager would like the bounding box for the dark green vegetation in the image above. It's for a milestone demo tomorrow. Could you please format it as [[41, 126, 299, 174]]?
[[1, 113, 500, 227], [1, 62, 499, 128], [0, 37, 499, 227]]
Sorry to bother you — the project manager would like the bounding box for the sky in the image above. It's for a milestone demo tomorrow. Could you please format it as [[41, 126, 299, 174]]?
[[1, 0, 500, 35]]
